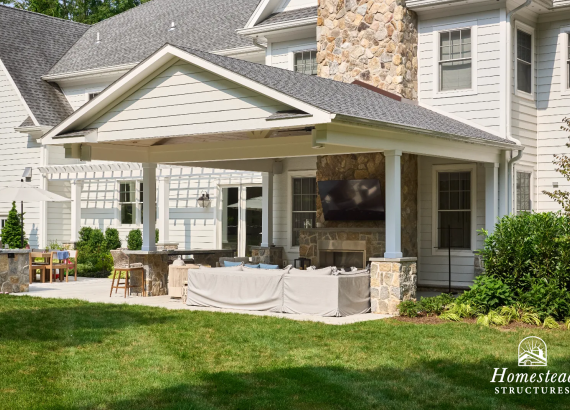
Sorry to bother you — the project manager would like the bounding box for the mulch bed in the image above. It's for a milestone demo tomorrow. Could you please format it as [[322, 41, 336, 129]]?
[[392, 315, 567, 330]]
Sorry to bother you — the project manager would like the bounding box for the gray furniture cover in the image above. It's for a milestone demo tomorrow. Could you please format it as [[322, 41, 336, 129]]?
[[186, 268, 371, 317], [282, 272, 370, 317], [186, 269, 286, 312]]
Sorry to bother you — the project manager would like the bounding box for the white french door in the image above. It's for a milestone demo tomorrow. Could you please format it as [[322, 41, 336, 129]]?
[[218, 184, 263, 257]]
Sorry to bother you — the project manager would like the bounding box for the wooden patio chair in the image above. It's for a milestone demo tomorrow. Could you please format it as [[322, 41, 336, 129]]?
[[64, 250, 78, 282], [29, 252, 50, 284], [46, 251, 68, 283], [109, 250, 145, 298]]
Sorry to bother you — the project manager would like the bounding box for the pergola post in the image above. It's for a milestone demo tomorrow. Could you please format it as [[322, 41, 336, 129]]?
[[142, 163, 157, 251], [384, 150, 402, 258], [484, 163, 499, 234], [70, 180, 82, 243], [158, 177, 170, 244], [261, 172, 274, 247]]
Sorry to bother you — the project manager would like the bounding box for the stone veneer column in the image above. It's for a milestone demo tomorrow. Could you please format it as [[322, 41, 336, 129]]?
[[317, 0, 418, 99], [370, 257, 416, 314], [0, 250, 30, 293]]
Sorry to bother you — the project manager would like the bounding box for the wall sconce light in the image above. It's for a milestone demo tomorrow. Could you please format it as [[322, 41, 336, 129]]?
[[197, 191, 211, 208]]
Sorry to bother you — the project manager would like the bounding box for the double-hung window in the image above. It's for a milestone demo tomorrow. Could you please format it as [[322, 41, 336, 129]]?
[[516, 27, 533, 95], [516, 171, 532, 213], [291, 177, 317, 246], [439, 29, 472, 92], [294, 50, 317, 75], [437, 171, 472, 250], [119, 181, 142, 225]]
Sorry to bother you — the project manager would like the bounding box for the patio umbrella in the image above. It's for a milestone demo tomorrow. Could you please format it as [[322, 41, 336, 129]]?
[[0, 181, 70, 248]]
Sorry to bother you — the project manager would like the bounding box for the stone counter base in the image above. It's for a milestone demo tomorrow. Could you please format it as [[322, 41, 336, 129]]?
[[0, 251, 30, 293], [370, 258, 417, 314]]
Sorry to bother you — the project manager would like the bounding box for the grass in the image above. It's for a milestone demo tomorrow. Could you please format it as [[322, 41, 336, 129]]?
[[1, 296, 569, 410]]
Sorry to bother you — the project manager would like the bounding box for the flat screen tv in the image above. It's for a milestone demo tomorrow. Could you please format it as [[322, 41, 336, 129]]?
[[318, 179, 384, 221]]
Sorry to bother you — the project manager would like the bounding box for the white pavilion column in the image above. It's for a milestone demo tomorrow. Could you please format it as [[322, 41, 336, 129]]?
[[70, 180, 82, 243], [142, 163, 157, 251], [261, 172, 274, 247], [157, 177, 170, 244], [384, 150, 403, 258], [484, 163, 499, 234]]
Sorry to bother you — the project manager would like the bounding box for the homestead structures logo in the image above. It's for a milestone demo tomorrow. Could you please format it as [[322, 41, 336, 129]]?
[[518, 336, 547, 367], [491, 336, 569, 395]]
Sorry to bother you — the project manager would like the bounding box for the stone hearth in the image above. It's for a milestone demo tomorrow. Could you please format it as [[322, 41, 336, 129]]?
[[298, 228, 384, 267]]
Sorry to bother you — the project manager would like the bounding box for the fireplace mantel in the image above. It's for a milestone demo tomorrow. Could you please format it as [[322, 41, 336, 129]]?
[[298, 228, 384, 233]]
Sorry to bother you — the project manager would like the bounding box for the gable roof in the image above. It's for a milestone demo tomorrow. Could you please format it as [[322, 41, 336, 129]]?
[[47, 0, 262, 77], [44, 43, 513, 148], [0, 6, 88, 126], [174, 46, 511, 145], [256, 6, 317, 26]]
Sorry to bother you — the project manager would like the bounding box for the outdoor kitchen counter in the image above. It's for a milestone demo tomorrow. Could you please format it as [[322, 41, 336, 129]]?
[[122, 249, 234, 296], [0, 249, 31, 293]]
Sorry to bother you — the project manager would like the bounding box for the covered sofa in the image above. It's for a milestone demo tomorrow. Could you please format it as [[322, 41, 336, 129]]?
[[185, 266, 371, 317]]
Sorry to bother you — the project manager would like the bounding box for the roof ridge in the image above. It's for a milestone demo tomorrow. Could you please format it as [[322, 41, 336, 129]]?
[[0, 4, 89, 26], [90, 0, 159, 28]]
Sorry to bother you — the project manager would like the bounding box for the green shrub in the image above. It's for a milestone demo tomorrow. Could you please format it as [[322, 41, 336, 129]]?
[[517, 278, 570, 320], [156, 228, 159, 244], [479, 212, 570, 290], [0, 201, 28, 249], [456, 275, 515, 312], [419, 293, 454, 316], [398, 300, 420, 317], [105, 228, 121, 250], [76, 227, 112, 277], [127, 229, 142, 250], [543, 316, 560, 329]]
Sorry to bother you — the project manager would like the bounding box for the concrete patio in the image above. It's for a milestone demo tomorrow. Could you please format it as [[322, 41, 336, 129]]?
[[16, 277, 393, 325]]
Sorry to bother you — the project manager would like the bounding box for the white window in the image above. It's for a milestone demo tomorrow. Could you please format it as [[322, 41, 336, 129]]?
[[0, 217, 6, 230], [439, 29, 472, 92], [432, 164, 476, 255], [119, 181, 142, 225], [515, 22, 534, 98], [291, 177, 317, 247], [294, 50, 317, 75], [516, 171, 532, 213]]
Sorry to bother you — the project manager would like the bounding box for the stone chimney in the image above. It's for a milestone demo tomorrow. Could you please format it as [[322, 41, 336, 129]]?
[[317, 0, 418, 100]]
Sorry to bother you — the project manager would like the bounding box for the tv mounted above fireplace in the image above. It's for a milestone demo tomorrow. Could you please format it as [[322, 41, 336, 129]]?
[[318, 179, 385, 221]]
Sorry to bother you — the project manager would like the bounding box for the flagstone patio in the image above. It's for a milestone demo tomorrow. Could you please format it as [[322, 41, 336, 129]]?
[[17, 277, 393, 325]]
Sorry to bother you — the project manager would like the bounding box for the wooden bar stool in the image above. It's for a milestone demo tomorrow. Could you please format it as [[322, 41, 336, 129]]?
[[109, 250, 146, 298]]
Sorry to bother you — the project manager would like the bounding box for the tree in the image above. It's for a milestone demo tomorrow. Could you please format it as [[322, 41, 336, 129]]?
[[542, 117, 570, 214], [1, 0, 152, 24], [0, 201, 28, 249]]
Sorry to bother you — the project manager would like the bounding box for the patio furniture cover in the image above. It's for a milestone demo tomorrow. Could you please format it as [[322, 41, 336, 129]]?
[[282, 272, 371, 317], [186, 269, 287, 312], [186, 269, 371, 316]]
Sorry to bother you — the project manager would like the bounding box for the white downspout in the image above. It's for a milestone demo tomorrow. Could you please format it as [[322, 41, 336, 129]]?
[[505, 0, 531, 213]]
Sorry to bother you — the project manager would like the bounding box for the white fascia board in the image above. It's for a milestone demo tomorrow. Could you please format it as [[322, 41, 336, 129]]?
[[331, 115, 518, 150], [0, 57, 40, 127], [14, 125, 52, 140], [42, 44, 332, 145], [212, 46, 265, 56], [237, 17, 317, 37], [41, 63, 137, 83], [244, 0, 282, 29]]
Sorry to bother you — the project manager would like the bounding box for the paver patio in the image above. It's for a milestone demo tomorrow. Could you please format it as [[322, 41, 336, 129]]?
[[18, 277, 392, 325]]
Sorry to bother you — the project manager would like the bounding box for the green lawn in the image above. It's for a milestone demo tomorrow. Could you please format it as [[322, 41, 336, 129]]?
[[1, 296, 569, 409]]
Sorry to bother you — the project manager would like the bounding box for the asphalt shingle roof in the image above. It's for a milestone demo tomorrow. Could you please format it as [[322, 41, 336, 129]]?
[[257, 6, 317, 26], [173, 46, 511, 145], [48, 0, 262, 76], [0, 6, 88, 126]]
